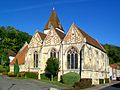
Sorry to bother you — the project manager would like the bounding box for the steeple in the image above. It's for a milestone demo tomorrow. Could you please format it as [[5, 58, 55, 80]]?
[[44, 9, 64, 34]]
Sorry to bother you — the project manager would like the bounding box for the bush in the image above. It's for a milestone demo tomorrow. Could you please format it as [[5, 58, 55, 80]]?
[[99, 79, 104, 84], [61, 72, 80, 85], [53, 76, 58, 81], [17, 72, 25, 77], [45, 57, 59, 77], [0, 65, 9, 73], [105, 78, 109, 83], [8, 72, 16, 77], [2, 72, 8, 75], [41, 73, 49, 80], [74, 78, 92, 89], [14, 60, 19, 75], [25, 72, 38, 79]]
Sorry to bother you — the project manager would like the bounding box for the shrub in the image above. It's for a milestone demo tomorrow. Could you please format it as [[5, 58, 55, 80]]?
[[53, 76, 58, 81], [2, 72, 8, 75], [14, 60, 19, 75], [0, 65, 9, 73], [61, 72, 80, 85], [99, 79, 104, 84], [41, 73, 49, 80], [5, 66, 10, 72], [25, 72, 38, 79], [17, 72, 25, 77], [8, 72, 16, 77], [105, 78, 109, 83], [45, 57, 59, 77], [74, 78, 92, 89]]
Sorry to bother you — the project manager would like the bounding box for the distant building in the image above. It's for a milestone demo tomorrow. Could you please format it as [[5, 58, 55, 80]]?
[[109, 64, 120, 80], [10, 9, 109, 85], [7, 49, 16, 62]]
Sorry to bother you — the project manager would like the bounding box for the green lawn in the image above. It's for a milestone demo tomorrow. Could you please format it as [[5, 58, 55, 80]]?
[[40, 79, 73, 88], [15, 76, 72, 88]]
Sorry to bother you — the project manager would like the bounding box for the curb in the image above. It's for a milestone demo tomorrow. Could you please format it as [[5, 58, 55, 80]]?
[[84, 81, 120, 90]]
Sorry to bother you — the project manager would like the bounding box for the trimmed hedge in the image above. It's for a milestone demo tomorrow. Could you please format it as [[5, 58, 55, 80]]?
[[8, 72, 16, 77], [99, 79, 104, 84], [105, 78, 109, 83], [17, 72, 25, 77], [25, 72, 38, 79], [2, 72, 8, 75], [0, 65, 9, 73], [74, 78, 92, 89], [61, 72, 80, 84], [41, 73, 58, 81]]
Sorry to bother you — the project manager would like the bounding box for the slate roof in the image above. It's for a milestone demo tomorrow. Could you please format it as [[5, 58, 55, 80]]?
[[10, 45, 28, 65]]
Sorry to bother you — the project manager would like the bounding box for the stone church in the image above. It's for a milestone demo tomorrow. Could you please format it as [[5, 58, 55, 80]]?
[[10, 9, 109, 85]]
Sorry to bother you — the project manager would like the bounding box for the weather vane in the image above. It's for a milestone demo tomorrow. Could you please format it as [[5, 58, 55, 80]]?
[[53, 0, 55, 10]]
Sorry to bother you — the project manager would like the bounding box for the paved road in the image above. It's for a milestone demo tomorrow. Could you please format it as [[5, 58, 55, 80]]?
[[84, 81, 120, 90], [0, 75, 66, 90], [100, 82, 120, 90]]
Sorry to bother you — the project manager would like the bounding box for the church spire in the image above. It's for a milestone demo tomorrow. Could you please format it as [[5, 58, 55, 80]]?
[[44, 9, 64, 33]]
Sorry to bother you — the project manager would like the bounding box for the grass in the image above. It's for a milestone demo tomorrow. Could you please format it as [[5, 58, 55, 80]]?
[[15, 76, 35, 80], [40, 79, 73, 88], [15, 76, 73, 88]]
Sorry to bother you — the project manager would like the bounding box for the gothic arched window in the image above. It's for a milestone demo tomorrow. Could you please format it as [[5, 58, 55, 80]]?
[[67, 47, 78, 69], [50, 48, 56, 58], [34, 51, 38, 68]]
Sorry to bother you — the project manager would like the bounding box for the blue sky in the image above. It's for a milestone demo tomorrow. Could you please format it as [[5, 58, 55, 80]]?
[[0, 0, 120, 46]]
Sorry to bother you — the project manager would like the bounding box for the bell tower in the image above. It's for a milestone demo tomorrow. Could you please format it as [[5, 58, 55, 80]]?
[[44, 8, 64, 34]]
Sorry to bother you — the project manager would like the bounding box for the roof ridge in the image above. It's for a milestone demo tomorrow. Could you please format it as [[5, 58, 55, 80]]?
[[55, 29, 65, 40], [74, 24, 106, 52], [18, 42, 28, 53], [95, 39, 106, 52], [38, 31, 46, 40]]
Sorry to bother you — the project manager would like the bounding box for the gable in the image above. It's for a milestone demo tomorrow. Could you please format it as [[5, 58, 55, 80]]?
[[29, 31, 42, 48], [75, 25, 106, 52], [43, 29, 61, 46], [63, 24, 84, 44], [10, 45, 28, 65]]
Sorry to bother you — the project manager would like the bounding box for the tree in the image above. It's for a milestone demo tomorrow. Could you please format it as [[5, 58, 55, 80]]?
[[103, 44, 120, 65], [0, 26, 32, 66], [14, 59, 19, 75], [45, 57, 59, 80], [1, 50, 9, 66]]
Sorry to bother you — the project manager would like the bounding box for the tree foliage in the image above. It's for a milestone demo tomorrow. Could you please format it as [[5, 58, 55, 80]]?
[[103, 44, 120, 65], [0, 26, 32, 65], [1, 50, 9, 66], [14, 59, 19, 75], [45, 57, 59, 77]]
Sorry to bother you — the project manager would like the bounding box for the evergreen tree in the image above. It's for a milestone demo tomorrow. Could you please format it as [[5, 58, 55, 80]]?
[[14, 59, 19, 75], [45, 57, 59, 80]]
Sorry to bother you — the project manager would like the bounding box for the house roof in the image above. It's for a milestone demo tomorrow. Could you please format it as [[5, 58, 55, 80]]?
[[55, 29, 66, 40], [75, 24, 106, 52], [10, 45, 28, 65], [110, 64, 120, 69], [38, 32, 46, 40], [7, 49, 16, 57], [44, 9, 64, 31]]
